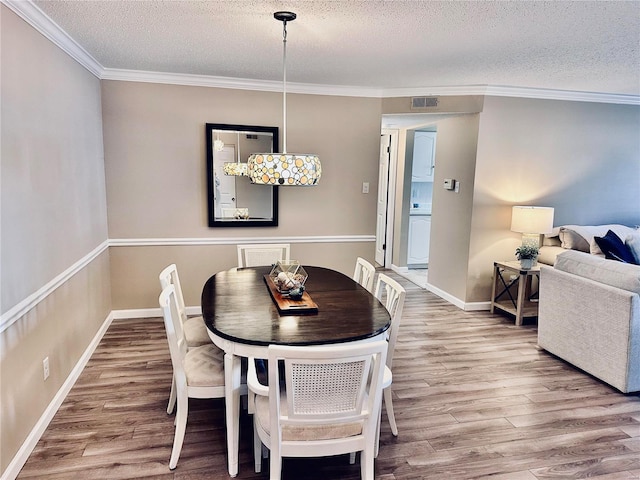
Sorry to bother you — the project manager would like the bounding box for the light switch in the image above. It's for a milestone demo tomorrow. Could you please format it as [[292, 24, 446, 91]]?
[[362, 182, 370, 194]]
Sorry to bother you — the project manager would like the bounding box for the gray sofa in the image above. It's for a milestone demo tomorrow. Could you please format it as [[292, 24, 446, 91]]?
[[538, 250, 640, 393]]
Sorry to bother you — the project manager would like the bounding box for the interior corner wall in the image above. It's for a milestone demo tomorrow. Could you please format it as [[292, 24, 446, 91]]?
[[466, 95, 640, 304], [101, 81, 383, 309], [426, 115, 481, 302], [0, 6, 111, 476]]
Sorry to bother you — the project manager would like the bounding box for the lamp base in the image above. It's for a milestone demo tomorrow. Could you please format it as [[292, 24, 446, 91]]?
[[521, 233, 542, 248]]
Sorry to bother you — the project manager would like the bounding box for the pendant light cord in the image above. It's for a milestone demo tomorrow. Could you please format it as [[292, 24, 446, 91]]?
[[282, 18, 288, 154]]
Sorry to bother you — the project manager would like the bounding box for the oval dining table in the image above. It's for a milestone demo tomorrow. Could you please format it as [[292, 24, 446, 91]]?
[[201, 265, 391, 477]]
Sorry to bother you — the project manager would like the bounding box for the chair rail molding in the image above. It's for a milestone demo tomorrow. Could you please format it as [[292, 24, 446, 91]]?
[[108, 235, 376, 246], [0, 240, 110, 333]]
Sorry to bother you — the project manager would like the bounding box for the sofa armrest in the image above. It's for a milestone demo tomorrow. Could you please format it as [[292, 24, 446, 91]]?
[[538, 265, 640, 393]]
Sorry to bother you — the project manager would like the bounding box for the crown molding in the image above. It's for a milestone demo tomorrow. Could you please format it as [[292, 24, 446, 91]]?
[[100, 70, 640, 104], [483, 85, 640, 105], [6, 0, 639, 105], [3, 0, 102, 77], [380, 84, 640, 105], [100, 68, 386, 98]]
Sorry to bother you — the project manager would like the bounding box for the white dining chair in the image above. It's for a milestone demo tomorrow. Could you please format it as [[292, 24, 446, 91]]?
[[248, 341, 388, 480], [237, 243, 290, 268], [159, 264, 217, 414], [373, 273, 406, 440], [159, 284, 227, 470], [353, 257, 376, 292]]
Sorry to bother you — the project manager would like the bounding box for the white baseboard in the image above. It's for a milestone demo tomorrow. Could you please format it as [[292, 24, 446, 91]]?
[[464, 301, 492, 311], [111, 306, 202, 320], [390, 264, 408, 274], [424, 283, 491, 311], [425, 282, 466, 309], [111, 308, 161, 319], [1, 312, 114, 480]]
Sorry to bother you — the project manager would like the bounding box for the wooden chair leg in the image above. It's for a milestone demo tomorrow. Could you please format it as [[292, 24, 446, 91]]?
[[169, 394, 187, 470], [361, 441, 375, 480], [384, 387, 398, 436], [253, 421, 262, 473], [269, 450, 282, 480], [166, 375, 176, 414]]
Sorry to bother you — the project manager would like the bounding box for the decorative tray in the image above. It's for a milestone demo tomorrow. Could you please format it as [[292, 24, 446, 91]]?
[[263, 275, 318, 313]]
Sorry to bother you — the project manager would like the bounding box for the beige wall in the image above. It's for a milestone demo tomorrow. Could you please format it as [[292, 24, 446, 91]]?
[[1, 6, 111, 475], [466, 96, 640, 304], [101, 81, 383, 309], [428, 115, 481, 301], [110, 242, 373, 310]]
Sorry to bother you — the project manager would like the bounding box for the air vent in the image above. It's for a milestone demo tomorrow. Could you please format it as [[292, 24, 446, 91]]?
[[411, 97, 439, 109]]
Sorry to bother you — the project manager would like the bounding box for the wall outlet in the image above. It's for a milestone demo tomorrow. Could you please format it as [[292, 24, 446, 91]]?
[[43, 357, 50, 380], [362, 182, 370, 194]]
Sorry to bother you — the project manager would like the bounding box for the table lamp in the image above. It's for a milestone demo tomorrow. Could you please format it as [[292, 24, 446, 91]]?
[[511, 206, 555, 247]]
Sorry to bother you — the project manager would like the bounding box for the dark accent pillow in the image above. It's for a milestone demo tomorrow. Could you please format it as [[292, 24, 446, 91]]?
[[594, 230, 637, 264]]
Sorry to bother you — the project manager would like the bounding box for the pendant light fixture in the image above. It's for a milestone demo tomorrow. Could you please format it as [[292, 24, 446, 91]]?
[[213, 131, 224, 152], [223, 131, 248, 176], [247, 11, 322, 186]]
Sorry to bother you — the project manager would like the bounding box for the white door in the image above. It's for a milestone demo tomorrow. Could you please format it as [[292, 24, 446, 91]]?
[[375, 134, 391, 266], [213, 146, 237, 217]]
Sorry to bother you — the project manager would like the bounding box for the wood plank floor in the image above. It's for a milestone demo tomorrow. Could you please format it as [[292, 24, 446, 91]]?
[[17, 273, 640, 479]]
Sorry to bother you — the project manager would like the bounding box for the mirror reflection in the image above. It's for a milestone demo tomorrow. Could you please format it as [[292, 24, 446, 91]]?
[[206, 123, 279, 227]]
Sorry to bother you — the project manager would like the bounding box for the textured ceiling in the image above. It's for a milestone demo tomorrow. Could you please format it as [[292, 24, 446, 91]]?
[[30, 0, 640, 96]]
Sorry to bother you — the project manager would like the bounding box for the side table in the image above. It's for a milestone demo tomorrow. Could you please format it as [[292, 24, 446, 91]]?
[[490, 261, 541, 326]]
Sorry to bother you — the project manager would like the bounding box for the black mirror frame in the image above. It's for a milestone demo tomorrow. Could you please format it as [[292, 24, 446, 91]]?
[[206, 123, 279, 227]]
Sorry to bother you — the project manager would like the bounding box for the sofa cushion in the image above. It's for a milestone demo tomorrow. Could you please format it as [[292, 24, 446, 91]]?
[[555, 250, 640, 295], [538, 245, 565, 266], [594, 230, 637, 264]]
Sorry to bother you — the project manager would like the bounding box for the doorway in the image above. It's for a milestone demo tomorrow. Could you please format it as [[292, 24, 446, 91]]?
[[376, 130, 398, 267], [378, 114, 447, 289]]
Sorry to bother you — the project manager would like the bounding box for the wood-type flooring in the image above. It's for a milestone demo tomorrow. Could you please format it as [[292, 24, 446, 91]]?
[[17, 273, 640, 479]]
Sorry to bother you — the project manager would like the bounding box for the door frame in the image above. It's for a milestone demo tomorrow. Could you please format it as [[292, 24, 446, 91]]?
[[378, 128, 399, 268]]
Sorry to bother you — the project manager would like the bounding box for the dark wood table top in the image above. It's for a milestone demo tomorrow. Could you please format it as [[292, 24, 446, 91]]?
[[202, 265, 390, 347]]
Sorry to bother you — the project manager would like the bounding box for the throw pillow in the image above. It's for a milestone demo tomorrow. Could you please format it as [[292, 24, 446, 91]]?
[[593, 230, 636, 264], [626, 230, 640, 265], [589, 224, 636, 256], [558, 227, 591, 252]]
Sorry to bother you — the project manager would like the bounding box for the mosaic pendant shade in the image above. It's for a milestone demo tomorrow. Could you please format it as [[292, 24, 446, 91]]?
[[247, 153, 321, 186], [223, 162, 248, 176]]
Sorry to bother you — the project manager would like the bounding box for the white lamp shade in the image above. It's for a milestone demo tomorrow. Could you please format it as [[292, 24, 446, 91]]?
[[511, 206, 555, 234]]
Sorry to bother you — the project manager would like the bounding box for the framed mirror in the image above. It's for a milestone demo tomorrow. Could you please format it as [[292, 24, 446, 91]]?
[[206, 123, 279, 227]]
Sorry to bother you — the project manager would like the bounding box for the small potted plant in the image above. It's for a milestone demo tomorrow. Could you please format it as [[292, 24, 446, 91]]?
[[515, 244, 539, 269]]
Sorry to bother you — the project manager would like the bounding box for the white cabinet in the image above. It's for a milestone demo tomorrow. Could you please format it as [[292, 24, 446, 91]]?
[[408, 215, 431, 266], [412, 132, 436, 182]]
